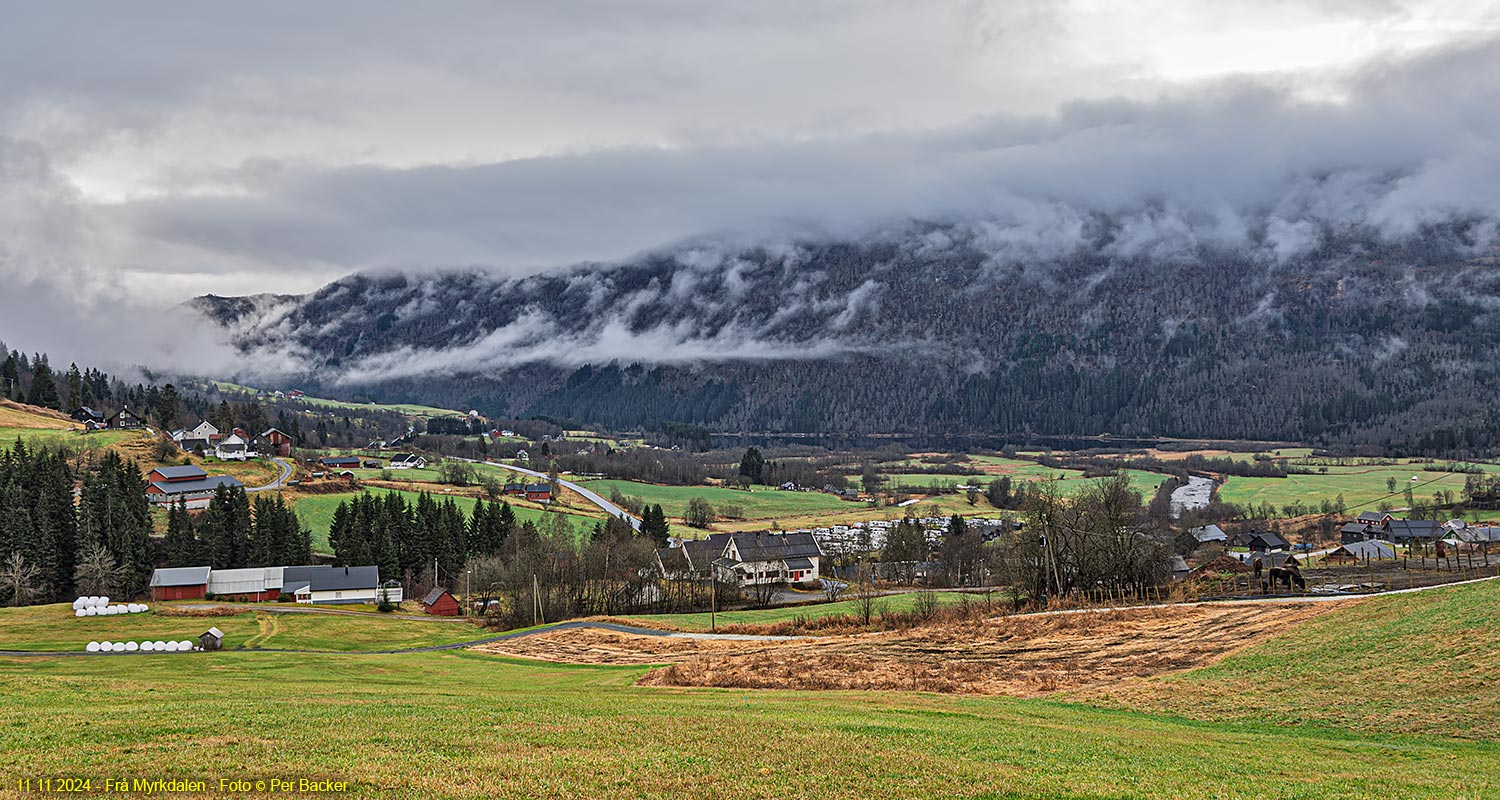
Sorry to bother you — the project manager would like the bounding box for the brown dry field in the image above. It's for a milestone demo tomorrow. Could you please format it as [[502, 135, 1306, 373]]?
[[0, 399, 73, 428], [474, 628, 787, 664], [484, 602, 1346, 697]]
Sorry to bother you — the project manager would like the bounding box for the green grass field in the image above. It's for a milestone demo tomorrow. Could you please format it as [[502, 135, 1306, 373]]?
[[1, 646, 1494, 797], [1080, 577, 1500, 740], [0, 426, 143, 449], [0, 604, 483, 653], [4, 576, 1500, 797], [209, 380, 463, 418], [617, 591, 983, 631], [1216, 464, 1479, 510], [291, 490, 603, 553], [580, 479, 855, 522]]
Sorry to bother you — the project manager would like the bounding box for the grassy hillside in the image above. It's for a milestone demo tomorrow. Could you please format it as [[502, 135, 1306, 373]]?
[[0, 604, 482, 653], [1, 648, 1495, 798], [1076, 578, 1500, 740]]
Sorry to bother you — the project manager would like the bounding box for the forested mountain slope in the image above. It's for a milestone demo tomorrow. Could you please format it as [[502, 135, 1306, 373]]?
[[192, 220, 1500, 453]]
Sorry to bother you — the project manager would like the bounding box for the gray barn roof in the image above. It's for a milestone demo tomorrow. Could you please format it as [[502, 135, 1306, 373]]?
[[152, 465, 209, 481], [150, 566, 212, 587], [149, 475, 244, 495], [1331, 540, 1395, 559]]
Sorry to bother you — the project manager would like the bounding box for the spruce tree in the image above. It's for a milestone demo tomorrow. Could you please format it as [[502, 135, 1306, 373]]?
[[25, 357, 60, 410]]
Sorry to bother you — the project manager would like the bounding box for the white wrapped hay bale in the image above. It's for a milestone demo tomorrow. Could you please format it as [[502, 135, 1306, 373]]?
[[75, 609, 87, 617], [127, 603, 142, 613], [139, 604, 149, 613], [163, 641, 179, 652], [140, 641, 155, 652], [178, 640, 193, 651], [98, 596, 109, 607], [125, 641, 139, 652], [72, 597, 86, 611], [85, 642, 100, 653], [152, 640, 167, 651], [99, 641, 113, 651], [111, 642, 126, 652]]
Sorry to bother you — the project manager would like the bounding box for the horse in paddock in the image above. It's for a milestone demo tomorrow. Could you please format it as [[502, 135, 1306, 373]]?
[[1266, 565, 1306, 592]]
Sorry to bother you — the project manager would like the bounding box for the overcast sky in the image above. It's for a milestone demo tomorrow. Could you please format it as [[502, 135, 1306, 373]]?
[[2, 1, 1499, 367]]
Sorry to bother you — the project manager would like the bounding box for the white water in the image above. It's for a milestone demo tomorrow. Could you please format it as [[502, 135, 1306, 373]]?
[[1170, 475, 1215, 518]]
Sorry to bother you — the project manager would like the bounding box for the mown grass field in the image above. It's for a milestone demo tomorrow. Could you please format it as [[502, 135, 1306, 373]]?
[[1216, 464, 1481, 510], [291, 490, 602, 552], [0, 604, 483, 653], [1, 645, 1496, 798], [581, 479, 855, 522], [617, 591, 984, 632], [1077, 577, 1500, 740]]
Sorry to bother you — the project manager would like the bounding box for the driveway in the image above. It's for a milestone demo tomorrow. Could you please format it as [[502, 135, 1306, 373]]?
[[245, 457, 295, 493]]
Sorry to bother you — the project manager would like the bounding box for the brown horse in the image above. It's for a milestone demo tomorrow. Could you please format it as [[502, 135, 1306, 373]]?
[[1267, 565, 1306, 592]]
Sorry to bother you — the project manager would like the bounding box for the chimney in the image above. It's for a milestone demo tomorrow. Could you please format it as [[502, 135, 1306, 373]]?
[[344, 566, 349, 575]]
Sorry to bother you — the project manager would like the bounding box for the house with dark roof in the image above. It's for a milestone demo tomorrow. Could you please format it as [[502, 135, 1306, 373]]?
[[1358, 511, 1396, 526], [105, 406, 144, 430], [1340, 522, 1377, 543], [389, 453, 427, 469], [281, 565, 384, 604], [1234, 531, 1290, 552], [715, 531, 824, 587], [70, 406, 103, 424], [525, 483, 552, 502], [1385, 519, 1439, 544]]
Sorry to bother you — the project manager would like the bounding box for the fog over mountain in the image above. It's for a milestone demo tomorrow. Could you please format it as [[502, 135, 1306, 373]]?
[[2, 3, 1499, 448]]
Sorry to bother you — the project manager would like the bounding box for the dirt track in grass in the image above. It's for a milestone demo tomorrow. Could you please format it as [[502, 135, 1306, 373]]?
[[480, 601, 1347, 696]]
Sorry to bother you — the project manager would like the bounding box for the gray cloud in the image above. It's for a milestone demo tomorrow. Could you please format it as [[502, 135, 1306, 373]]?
[[1, 3, 1498, 378]]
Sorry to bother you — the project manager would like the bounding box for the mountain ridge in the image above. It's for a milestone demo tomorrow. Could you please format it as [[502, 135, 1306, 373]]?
[[190, 219, 1500, 454]]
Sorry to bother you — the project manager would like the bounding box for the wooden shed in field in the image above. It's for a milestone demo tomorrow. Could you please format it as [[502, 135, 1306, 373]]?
[[199, 627, 224, 651], [421, 588, 461, 617]]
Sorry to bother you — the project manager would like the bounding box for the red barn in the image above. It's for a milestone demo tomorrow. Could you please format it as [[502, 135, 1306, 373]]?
[[149, 566, 211, 601], [421, 588, 461, 616], [525, 483, 552, 502], [258, 428, 293, 457]]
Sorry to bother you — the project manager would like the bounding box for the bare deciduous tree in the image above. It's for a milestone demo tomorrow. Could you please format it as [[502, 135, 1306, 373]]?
[[72, 544, 125, 597], [0, 552, 42, 607]]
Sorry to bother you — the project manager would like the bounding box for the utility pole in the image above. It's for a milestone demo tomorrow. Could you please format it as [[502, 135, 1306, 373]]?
[[710, 572, 717, 633], [465, 569, 471, 618]]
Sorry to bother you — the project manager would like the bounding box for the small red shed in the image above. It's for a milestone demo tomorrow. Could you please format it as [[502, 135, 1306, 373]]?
[[421, 588, 461, 617]]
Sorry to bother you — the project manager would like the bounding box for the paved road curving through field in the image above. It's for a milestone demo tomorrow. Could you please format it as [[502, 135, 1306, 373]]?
[[455, 457, 640, 531]]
